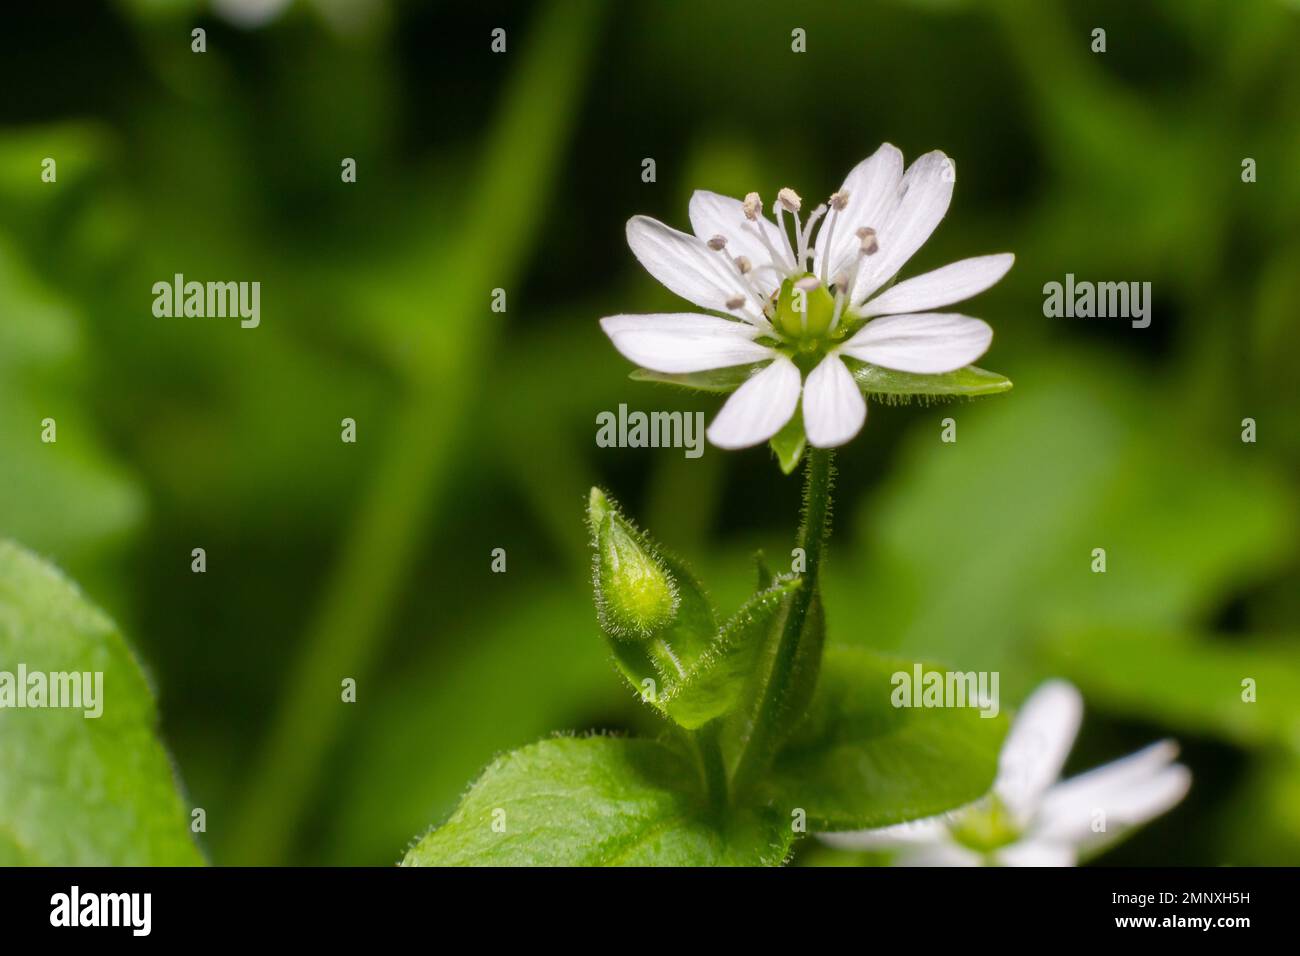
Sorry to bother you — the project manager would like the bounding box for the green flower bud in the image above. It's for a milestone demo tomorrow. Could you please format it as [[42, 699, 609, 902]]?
[[588, 488, 679, 639]]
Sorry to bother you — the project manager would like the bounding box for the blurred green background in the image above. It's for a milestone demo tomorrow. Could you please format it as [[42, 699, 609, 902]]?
[[1, 0, 1297, 866]]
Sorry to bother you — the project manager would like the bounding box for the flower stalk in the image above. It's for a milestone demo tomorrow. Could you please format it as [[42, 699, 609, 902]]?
[[730, 447, 834, 799]]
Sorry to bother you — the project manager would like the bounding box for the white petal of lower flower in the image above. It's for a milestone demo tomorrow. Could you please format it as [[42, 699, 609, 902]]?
[[994, 840, 1078, 867], [706, 355, 801, 449], [817, 815, 949, 851], [802, 354, 866, 448], [861, 253, 1014, 317], [688, 190, 786, 297], [599, 313, 774, 373], [626, 215, 764, 321], [840, 312, 992, 373], [1033, 742, 1190, 847], [814, 143, 904, 286], [995, 680, 1083, 825], [894, 842, 984, 867], [852, 150, 955, 305]]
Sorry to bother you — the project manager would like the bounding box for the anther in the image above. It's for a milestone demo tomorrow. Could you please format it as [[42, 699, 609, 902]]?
[[830, 190, 850, 211], [742, 192, 762, 221], [707, 234, 727, 251], [857, 226, 879, 255], [734, 255, 752, 274], [777, 188, 802, 213], [725, 295, 746, 310]]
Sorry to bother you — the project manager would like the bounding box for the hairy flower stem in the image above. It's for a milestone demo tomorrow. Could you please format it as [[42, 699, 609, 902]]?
[[729, 447, 834, 800], [694, 722, 729, 813]]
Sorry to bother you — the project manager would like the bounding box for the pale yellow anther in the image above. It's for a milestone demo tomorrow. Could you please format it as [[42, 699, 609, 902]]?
[[742, 192, 762, 221], [777, 188, 802, 213]]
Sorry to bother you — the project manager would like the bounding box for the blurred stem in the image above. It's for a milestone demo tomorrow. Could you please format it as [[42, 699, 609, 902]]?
[[694, 723, 728, 813], [729, 448, 834, 799], [227, 0, 603, 865]]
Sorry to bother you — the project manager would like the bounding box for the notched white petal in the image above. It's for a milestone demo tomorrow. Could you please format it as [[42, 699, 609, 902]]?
[[625, 215, 762, 318], [995, 679, 1083, 823], [706, 355, 801, 449], [862, 253, 1014, 317], [851, 150, 956, 305], [841, 312, 992, 374], [599, 313, 773, 374], [802, 354, 866, 448]]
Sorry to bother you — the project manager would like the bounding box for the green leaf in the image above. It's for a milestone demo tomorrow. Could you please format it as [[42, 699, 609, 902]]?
[[663, 576, 803, 729], [629, 363, 761, 394], [0, 540, 203, 865], [848, 360, 1013, 402], [402, 736, 792, 866], [762, 647, 1007, 831], [768, 410, 806, 475]]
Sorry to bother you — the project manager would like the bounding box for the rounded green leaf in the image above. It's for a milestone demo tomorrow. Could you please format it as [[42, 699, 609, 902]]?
[[0, 541, 203, 865], [403, 736, 792, 866], [762, 647, 1007, 831]]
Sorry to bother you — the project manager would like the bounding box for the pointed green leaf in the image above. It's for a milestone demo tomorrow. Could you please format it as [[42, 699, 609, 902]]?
[[664, 576, 803, 729], [402, 736, 792, 866], [769, 410, 806, 475], [0, 540, 204, 865], [848, 360, 1013, 402], [629, 363, 761, 394], [762, 647, 1007, 831]]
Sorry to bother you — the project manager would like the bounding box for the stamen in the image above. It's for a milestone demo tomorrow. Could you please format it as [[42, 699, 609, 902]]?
[[798, 203, 827, 271], [745, 221, 795, 276], [819, 191, 849, 285], [734, 255, 752, 274], [725, 295, 746, 311], [742, 192, 762, 221], [712, 245, 769, 320], [774, 205, 799, 273], [707, 234, 727, 251], [777, 188, 802, 212]]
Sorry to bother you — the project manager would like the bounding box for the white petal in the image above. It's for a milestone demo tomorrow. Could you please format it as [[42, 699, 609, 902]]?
[[625, 215, 763, 320], [688, 190, 786, 297], [599, 313, 773, 373], [813, 144, 904, 285], [861, 254, 1014, 317], [993, 839, 1077, 867], [851, 150, 955, 305], [817, 815, 949, 851], [840, 313, 992, 374], [894, 842, 984, 867], [706, 355, 801, 449], [1034, 742, 1190, 848], [802, 354, 866, 448], [994, 680, 1083, 824]]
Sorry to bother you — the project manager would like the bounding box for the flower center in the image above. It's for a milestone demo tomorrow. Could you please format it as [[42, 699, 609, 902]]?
[[948, 797, 1022, 855]]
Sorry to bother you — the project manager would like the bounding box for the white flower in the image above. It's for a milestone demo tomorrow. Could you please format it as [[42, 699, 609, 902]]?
[[819, 680, 1191, 866], [599, 143, 1013, 450]]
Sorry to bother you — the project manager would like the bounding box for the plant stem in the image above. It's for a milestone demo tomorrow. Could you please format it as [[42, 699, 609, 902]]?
[[729, 447, 834, 799], [694, 723, 729, 813]]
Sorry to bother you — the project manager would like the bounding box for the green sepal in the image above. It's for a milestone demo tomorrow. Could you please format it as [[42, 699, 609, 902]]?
[[629, 363, 761, 394], [847, 359, 1013, 403], [769, 410, 806, 475], [661, 575, 804, 729]]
